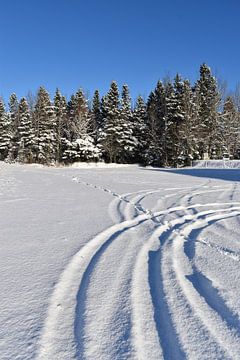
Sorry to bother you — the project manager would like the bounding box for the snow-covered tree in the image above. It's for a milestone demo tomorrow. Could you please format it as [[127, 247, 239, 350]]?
[[194, 64, 220, 158], [62, 135, 101, 163], [162, 81, 176, 166], [8, 93, 19, 160], [132, 95, 148, 163], [54, 88, 68, 162], [0, 100, 11, 160], [17, 98, 35, 163], [91, 89, 102, 143], [219, 96, 240, 158], [34, 87, 56, 163], [72, 89, 91, 138], [164, 74, 187, 166], [178, 79, 198, 164], [63, 89, 98, 163], [146, 81, 166, 166], [118, 84, 137, 162], [100, 81, 121, 162]]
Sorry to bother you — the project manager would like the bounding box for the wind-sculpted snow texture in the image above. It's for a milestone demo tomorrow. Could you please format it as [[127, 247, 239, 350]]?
[[1, 163, 240, 359]]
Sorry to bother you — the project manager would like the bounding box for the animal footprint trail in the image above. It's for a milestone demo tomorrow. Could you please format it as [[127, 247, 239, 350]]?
[[38, 174, 240, 360]]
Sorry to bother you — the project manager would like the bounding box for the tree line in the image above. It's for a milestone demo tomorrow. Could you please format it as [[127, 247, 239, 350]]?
[[0, 63, 239, 167]]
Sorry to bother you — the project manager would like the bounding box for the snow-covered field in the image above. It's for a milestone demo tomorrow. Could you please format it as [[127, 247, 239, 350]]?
[[1, 162, 240, 360]]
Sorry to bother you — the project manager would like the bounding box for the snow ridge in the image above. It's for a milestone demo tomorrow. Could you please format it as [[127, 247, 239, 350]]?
[[37, 176, 240, 360]]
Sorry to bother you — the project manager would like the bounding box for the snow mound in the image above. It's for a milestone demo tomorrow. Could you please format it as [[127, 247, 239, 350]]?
[[66, 162, 135, 169]]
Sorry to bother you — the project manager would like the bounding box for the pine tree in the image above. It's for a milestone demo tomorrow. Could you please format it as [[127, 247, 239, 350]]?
[[8, 93, 19, 160], [100, 81, 121, 162], [0, 100, 11, 160], [146, 81, 166, 166], [91, 89, 102, 143], [162, 81, 176, 166], [34, 87, 56, 163], [178, 79, 198, 164], [194, 64, 220, 159], [164, 74, 187, 166], [17, 98, 35, 163], [132, 95, 148, 163], [219, 96, 239, 158], [62, 135, 101, 163], [54, 88, 67, 162], [118, 84, 137, 162]]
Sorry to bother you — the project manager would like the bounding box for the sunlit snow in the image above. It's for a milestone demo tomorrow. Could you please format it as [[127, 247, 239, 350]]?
[[1, 162, 240, 359]]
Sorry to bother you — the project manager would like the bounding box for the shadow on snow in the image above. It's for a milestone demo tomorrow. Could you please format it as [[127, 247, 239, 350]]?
[[140, 168, 240, 182]]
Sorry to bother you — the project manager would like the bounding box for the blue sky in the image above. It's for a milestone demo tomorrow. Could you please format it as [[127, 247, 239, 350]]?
[[1, 0, 240, 102]]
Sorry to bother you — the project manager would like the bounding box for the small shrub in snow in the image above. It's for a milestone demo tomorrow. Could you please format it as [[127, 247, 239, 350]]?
[[62, 135, 101, 163]]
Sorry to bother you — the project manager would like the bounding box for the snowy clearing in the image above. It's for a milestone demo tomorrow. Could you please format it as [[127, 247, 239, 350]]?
[[1, 162, 240, 360]]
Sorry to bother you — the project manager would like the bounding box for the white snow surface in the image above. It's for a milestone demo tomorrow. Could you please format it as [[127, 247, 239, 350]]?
[[1, 162, 240, 360]]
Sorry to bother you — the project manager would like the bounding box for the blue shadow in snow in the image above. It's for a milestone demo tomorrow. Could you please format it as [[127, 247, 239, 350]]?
[[148, 227, 186, 360], [183, 218, 240, 333], [74, 220, 147, 359], [187, 270, 240, 332], [140, 168, 240, 182]]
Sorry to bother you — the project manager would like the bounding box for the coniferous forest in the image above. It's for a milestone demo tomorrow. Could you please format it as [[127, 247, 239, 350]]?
[[0, 63, 239, 167]]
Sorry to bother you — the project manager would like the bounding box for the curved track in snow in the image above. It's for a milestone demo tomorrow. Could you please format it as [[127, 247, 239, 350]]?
[[37, 177, 240, 360]]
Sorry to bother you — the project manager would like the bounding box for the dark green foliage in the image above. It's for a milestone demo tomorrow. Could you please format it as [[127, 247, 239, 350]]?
[[1, 63, 239, 166]]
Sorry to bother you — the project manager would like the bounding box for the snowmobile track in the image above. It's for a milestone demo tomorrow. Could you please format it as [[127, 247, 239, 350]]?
[[37, 177, 240, 360]]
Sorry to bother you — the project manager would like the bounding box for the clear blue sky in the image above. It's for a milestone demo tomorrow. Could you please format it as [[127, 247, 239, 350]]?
[[1, 0, 240, 103]]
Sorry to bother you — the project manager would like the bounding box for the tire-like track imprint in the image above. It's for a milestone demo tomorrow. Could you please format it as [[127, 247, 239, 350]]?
[[37, 178, 240, 360]]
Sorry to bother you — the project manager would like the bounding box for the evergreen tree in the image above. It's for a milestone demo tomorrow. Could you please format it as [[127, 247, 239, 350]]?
[[220, 96, 239, 158], [146, 81, 166, 166], [164, 74, 186, 166], [100, 81, 121, 162], [8, 93, 19, 160], [194, 64, 220, 158], [17, 98, 35, 163], [54, 88, 67, 162], [91, 89, 102, 143], [132, 95, 148, 163], [178, 79, 198, 164], [162, 81, 176, 166], [118, 84, 137, 162], [66, 94, 76, 141], [62, 135, 101, 163], [1, 62, 238, 166], [34, 86, 56, 163], [63, 89, 98, 163], [0, 100, 11, 160]]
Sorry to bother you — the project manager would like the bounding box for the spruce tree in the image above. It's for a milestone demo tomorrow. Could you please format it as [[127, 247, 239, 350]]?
[[195, 63, 220, 159], [91, 89, 102, 143], [179, 79, 198, 164], [132, 95, 148, 163], [34, 86, 56, 164], [0, 100, 11, 160], [17, 98, 34, 163], [146, 81, 166, 166], [54, 88, 67, 162], [100, 81, 121, 162], [8, 93, 19, 160], [119, 84, 137, 162], [220, 96, 239, 158], [162, 81, 176, 166], [165, 74, 186, 166]]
